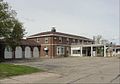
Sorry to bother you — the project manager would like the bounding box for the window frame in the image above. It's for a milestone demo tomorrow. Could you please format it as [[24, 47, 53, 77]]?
[[45, 37, 48, 43], [59, 37, 62, 43]]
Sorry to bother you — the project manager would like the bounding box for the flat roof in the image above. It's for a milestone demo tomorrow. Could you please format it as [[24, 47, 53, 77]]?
[[28, 31, 93, 41]]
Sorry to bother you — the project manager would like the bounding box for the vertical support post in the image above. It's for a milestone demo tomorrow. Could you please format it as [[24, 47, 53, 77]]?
[[21, 46, 25, 59], [86, 47, 88, 56], [31, 47, 33, 58], [91, 46, 93, 57], [39, 46, 40, 58], [104, 45, 106, 57], [80, 46, 83, 57], [96, 47, 97, 56], [71, 47, 73, 56], [0, 44, 5, 61], [114, 47, 116, 56], [22, 51, 25, 59]]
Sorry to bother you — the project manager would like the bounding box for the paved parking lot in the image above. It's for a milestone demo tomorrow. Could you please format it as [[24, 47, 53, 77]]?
[[0, 57, 120, 83]]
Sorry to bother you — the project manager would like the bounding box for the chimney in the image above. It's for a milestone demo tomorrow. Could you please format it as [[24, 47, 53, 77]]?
[[51, 27, 56, 32]]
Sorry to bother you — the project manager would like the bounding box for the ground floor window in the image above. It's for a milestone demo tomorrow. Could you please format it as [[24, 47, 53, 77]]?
[[57, 46, 65, 55], [44, 47, 49, 56], [73, 50, 80, 54], [45, 50, 48, 55], [61, 47, 64, 54]]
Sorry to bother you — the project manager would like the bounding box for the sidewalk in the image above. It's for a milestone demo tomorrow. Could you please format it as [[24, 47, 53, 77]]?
[[0, 72, 60, 83]]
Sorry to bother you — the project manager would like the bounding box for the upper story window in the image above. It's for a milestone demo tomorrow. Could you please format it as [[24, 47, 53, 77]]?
[[76, 39, 78, 43], [54, 37, 57, 40], [59, 37, 62, 43], [67, 38, 69, 43], [45, 37, 48, 43], [83, 40, 87, 44], [79, 40, 82, 43], [73, 39, 75, 43], [36, 38, 39, 42]]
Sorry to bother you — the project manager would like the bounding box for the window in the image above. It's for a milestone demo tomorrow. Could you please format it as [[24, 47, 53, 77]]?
[[45, 38, 48, 43], [44, 47, 48, 56], [73, 50, 80, 54], [36, 38, 39, 42], [79, 40, 82, 44], [57, 48, 59, 54], [54, 37, 57, 40], [67, 38, 69, 43], [57, 47, 60, 55], [57, 46, 65, 55], [61, 47, 64, 54], [73, 39, 75, 43], [84, 40, 87, 44], [59, 37, 62, 43]]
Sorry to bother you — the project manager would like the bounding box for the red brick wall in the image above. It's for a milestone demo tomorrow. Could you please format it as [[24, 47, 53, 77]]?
[[28, 35, 92, 58]]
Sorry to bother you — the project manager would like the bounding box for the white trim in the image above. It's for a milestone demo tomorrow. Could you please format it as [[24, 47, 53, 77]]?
[[27, 34, 54, 38], [71, 44, 106, 47], [71, 47, 80, 50], [44, 47, 48, 50], [41, 44, 70, 46], [104, 45, 107, 57], [91, 46, 93, 57]]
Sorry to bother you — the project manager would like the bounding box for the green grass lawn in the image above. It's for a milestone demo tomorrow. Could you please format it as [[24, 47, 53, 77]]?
[[0, 63, 44, 79]]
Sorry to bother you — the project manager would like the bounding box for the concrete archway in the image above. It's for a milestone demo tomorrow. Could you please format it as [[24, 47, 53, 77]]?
[[25, 47, 31, 58], [15, 46, 23, 58], [33, 47, 39, 58], [4, 47, 12, 59]]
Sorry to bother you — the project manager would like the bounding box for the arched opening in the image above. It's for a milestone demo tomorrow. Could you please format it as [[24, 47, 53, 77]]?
[[15, 46, 23, 58], [4, 47, 12, 59], [25, 47, 31, 58], [33, 47, 39, 58]]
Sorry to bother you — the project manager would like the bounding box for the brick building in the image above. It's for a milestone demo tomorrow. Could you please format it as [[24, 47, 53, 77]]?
[[27, 28, 93, 58]]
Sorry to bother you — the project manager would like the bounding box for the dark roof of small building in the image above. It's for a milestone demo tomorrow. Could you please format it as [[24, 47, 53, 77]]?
[[0, 39, 40, 46], [19, 39, 40, 46], [28, 31, 93, 41], [115, 45, 120, 47]]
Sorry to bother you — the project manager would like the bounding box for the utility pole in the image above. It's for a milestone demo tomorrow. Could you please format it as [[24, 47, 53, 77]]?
[[119, 24, 120, 45], [119, 1, 120, 44], [119, 15, 120, 44]]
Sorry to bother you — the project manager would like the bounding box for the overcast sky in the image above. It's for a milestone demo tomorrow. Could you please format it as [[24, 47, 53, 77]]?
[[5, 0, 119, 44]]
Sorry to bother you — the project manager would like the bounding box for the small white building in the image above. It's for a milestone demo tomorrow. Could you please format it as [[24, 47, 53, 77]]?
[[71, 44, 110, 57], [71, 43, 120, 57]]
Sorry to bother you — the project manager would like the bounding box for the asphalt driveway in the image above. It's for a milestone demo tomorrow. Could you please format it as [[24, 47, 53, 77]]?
[[0, 57, 120, 83]]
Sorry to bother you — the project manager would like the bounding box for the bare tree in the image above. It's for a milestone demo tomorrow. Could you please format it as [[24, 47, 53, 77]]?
[[93, 35, 102, 44]]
